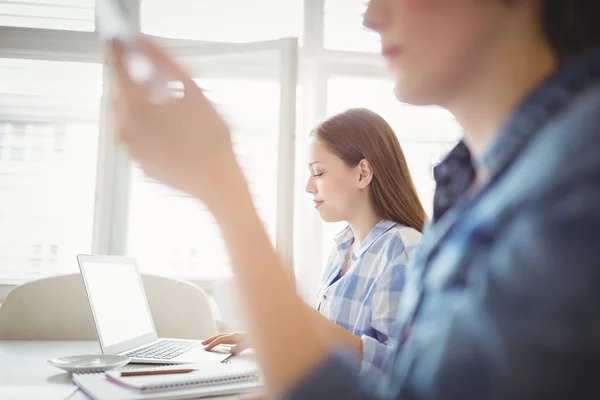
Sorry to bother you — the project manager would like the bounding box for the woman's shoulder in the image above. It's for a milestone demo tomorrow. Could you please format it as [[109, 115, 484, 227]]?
[[362, 222, 422, 274], [363, 221, 422, 265], [383, 222, 423, 250]]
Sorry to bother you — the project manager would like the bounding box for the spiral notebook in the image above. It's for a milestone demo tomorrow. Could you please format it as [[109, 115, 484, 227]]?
[[106, 363, 259, 392], [73, 362, 262, 400]]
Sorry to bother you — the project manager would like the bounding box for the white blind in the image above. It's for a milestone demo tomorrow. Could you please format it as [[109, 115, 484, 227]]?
[[0, 58, 102, 281], [0, 0, 94, 31], [324, 0, 379, 52], [322, 75, 461, 265], [141, 0, 303, 43], [126, 53, 284, 279]]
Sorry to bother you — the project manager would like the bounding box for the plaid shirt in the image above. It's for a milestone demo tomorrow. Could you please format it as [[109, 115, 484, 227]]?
[[288, 47, 600, 400], [315, 220, 422, 385]]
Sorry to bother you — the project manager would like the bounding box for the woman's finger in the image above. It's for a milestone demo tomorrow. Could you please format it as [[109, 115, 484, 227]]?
[[204, 334, 242, 351], [231, 343, 250, 354], [107, 39, 149, 103], [204, 335, 236, 351], [137, 35, 196, 90], [204, 337, 229, 351], [112, 92, 144, 149], [202, 334, 226, 346]]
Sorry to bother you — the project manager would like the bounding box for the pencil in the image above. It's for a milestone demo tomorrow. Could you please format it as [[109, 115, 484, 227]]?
[[120, 368, 195, 377]]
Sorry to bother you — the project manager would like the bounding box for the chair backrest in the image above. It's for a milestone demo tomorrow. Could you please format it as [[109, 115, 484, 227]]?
[[0, 273, 218, 341]]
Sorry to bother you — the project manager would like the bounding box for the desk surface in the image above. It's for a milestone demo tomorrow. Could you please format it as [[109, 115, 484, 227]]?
[[0, 341, 246, 399]]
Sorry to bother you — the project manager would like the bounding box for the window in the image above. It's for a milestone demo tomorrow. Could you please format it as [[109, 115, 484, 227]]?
[[0, 123, 6, 159], [126, 49, 291, 280], [30, 146, 45, 162], [326, 76, 462, 141], [31, 244, 42, 255], [324, 0, 379, 53], [0, 0, 95, 31], [141, 0, 303, 43], [53, 130, 65, 154], [0, 58, 102, 281], [9, 146, 24, 161], [1, 2, 299, 288]]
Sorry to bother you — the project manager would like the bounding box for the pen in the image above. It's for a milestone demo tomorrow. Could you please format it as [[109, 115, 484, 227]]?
[[220, 353, 235, 364], [120, 368, 195, 377]]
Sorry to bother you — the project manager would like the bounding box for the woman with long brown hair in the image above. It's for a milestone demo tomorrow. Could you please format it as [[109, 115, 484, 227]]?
[[203, 108, 426, 384]]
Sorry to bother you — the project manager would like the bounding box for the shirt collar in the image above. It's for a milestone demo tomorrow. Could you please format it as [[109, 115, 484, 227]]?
[[333, 219, 397, 261], [432, 142, 474, 221]]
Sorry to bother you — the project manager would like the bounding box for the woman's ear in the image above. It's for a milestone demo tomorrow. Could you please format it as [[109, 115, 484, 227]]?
[[357, 159, 374, 189]]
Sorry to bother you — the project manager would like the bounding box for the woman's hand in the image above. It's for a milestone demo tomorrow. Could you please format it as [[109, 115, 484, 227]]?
[[108, 36, 240, 212], [202, 332, 251, 354]]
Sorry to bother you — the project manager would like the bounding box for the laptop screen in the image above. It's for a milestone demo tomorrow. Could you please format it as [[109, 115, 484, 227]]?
[[79, 259, 154, 348]]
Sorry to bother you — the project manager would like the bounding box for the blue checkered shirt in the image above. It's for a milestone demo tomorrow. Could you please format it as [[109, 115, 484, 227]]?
[[315, 220, 422, 386], [287, 47, 600, 400]]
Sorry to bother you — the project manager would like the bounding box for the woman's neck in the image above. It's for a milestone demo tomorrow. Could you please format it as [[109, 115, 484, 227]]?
[[347, 206, 382, 245], [446, 26, 557, 160]]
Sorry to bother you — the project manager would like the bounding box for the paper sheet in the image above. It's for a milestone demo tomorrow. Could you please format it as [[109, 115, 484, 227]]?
[[0, 385, 78, 400]]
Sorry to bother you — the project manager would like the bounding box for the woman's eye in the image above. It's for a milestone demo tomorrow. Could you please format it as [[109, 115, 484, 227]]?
[[313, 173, 324, 178]]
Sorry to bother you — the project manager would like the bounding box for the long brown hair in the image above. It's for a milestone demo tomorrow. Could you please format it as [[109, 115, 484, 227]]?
[[312, 108, 427, 233]]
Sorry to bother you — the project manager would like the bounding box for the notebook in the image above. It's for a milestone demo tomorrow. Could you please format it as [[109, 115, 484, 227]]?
[[73, 363, 262, 400], [106, 363, 260, 393]]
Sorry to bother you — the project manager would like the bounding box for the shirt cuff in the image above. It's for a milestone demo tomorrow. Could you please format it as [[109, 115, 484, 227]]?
[[359, 334, 392, 386]]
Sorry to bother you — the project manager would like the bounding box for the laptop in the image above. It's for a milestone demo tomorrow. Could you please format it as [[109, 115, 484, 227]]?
[[77, 254, 230, 365]]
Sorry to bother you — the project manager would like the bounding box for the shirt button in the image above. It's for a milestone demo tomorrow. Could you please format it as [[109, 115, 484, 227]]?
[[322, 294, 327, 300]]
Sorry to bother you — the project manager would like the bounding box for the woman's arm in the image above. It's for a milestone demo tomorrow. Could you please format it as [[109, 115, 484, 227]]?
[[109, 38, 334, 398], [208, 162, 333, 395], [204, 263, 404, 380], [304, 303, 363, 357]]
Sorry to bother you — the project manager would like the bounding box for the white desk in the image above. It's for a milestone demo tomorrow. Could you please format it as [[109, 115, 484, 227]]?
[[0, 341, 246, 399]]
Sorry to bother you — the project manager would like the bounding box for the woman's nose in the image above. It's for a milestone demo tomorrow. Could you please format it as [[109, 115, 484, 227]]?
[[305, 177, 316, 194]]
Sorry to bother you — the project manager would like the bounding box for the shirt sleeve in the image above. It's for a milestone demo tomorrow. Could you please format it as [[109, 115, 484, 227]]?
[[285, 351, 386, 400], [359, 237, 408, 385]]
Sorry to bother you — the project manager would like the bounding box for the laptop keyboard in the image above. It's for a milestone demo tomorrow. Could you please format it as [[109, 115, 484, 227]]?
[[125, 340, 201, 360]]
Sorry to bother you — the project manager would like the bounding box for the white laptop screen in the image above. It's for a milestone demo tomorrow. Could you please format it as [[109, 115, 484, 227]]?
[[80, 260, 154, 348]]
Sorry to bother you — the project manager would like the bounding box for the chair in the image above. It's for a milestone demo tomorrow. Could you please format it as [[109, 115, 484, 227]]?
[[0, 273, 218, 341]]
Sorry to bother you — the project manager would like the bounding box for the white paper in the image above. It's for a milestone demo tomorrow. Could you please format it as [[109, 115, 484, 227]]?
[[0, 385, 78, 400]]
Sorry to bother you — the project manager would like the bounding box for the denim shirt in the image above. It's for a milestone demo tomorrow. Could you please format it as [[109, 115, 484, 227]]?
[[286, 47, 600, 400]]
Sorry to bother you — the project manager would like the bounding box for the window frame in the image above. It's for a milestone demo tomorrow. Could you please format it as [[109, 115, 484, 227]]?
[[0, 0, 299, 292], [0, 24, 103, 293], [113, 37, 299, 281], [0, 0, 457, 304]]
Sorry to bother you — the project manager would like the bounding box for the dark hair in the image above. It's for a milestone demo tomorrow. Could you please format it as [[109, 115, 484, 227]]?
[[312, 108, 427, 233], [540, 1, 600, 61]]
